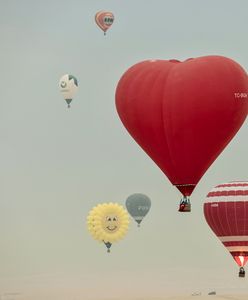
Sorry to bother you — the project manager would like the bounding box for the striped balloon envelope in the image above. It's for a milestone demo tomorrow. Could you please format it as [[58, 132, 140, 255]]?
[[204, 181, 248, 277], [95, 11, 114, 35]]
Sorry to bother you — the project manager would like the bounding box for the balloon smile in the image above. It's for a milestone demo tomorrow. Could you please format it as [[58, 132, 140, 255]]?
[[107, 226, 117, 231]]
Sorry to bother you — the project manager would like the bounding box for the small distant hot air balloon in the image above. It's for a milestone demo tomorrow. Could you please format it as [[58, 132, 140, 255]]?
[[87, 203, 129, 253], [125, 194, 151, 227], [204, 181, 248, 277], [95, 11, 114, 35], [59, 74, 78, 108], [115, 56, 248, 212]]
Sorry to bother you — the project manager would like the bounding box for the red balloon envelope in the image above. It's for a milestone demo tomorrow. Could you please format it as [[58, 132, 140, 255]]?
[[95, 11, 114, 35], [115, 56, 248, 206], [204, 181, 248, 277]]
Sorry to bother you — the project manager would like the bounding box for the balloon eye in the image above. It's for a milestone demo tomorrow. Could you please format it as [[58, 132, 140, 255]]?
[[107, 217, 111, 221], [113, 217, 117, 221], [61, 81, 66, 88]]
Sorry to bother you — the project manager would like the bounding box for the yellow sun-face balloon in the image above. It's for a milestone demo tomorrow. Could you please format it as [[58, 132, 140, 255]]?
[[87, 203, 129, 248]]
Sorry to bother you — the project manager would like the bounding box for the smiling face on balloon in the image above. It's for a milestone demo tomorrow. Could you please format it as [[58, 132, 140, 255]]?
[[87, 203, 129, 244], [102, 214, 119, 233]]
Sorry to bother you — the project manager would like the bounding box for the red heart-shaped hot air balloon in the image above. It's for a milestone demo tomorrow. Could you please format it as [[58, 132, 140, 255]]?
[[115, 56, 248, 211], [204, 181, 248, 277]]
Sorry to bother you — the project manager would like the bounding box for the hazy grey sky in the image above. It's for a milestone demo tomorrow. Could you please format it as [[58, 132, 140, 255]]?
[[0, 0, 248, 299]]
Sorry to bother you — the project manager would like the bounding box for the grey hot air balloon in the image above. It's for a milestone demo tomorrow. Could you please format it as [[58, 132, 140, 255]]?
[[125, 194, 151, 227]]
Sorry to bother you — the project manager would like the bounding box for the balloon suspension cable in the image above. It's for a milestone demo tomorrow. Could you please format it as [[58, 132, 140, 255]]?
[[137, 224, 140, 228], [104, 31, 106, 36], [104, 241, 112, 253], [68, 104, 70, 108]]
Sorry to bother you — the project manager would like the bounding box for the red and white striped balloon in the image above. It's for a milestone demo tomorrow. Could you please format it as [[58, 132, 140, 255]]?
[[204, 181, 248, 270], [95, 11, 114, 35]]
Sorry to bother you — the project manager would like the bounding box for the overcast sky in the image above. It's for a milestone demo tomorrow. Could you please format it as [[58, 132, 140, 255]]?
[[0, 1, 248, 299]]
